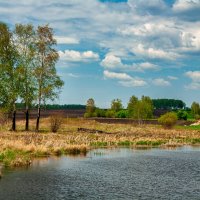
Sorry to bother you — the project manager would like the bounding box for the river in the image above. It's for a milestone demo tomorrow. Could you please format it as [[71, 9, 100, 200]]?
[[0, 147, 200, 200]]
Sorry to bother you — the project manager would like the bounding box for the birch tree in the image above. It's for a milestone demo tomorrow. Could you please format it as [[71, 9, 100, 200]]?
[[14, 24, 36, 131], [0, 22, 20, 131], [35, 25, 63, 131]]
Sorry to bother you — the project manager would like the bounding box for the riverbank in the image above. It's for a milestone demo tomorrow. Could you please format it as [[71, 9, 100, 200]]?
[[0, 118, 200, 167]]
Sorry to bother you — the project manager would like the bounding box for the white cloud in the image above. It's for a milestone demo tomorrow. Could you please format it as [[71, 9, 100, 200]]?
[[185, 71, 200, 90], [101, 54, 158, 72], [59, 50, 99, 62], [133, 62, 159, 71], [119, 79, 147, 87], [103, 70, 147, 87], [132, 44, 179, 60], [100, 54, 123, 69], [55, 36, 79, 44], [185, 71, 200, 82], [103, 70, 132, 80], [152, 78, 171, 86], [173, 0, 200, 12]]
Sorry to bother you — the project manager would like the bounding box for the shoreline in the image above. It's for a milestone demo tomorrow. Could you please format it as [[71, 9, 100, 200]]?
[[0, 118, 200, 169]]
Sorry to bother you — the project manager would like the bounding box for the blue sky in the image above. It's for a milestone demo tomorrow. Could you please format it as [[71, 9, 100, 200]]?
[[0, 0, 200, 108]]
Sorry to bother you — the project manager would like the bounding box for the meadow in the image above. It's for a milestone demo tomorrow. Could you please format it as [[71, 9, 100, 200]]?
[[0, 117, 200, 168]]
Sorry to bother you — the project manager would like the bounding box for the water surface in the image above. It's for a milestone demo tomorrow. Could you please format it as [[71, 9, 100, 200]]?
[[0, 147, 200, 200]]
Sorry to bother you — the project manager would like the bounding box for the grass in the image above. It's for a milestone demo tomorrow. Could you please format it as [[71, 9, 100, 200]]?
[[0, 117, 200, 167]]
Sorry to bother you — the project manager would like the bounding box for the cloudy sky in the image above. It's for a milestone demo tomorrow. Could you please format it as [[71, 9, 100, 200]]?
[[1, 0, 200, 107]]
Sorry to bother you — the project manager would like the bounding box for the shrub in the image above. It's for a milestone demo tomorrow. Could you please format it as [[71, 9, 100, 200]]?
[[94, 108, 106, 117], [105, 110, 116, 118], [158, 112, 178, 128], [50, 115, 63, 133], [115, 110, 128, 118], [177, 110, 188, 120]]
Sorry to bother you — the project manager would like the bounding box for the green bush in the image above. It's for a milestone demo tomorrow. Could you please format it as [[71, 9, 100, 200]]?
[[115, 110, 128, 118], [158, 112, 178, 128], [94, 108, 106, 117], [105, 110, 116, 118], [177, 110, 188, 120]]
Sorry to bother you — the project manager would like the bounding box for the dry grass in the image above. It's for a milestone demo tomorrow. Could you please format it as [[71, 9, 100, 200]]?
[[0, 117, 200, 167]]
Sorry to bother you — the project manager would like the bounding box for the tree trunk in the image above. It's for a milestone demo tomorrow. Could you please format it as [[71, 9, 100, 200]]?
[[25, 108, 29, 131], [36, 106, 40, 132], [11, 110, 16, 131]]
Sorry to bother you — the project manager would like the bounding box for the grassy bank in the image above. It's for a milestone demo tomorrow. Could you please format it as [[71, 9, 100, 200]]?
[[0, 117, 200, 167]]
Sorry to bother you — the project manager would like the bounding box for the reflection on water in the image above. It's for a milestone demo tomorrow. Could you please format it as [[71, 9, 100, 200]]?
[[0, 147, 200, 200]]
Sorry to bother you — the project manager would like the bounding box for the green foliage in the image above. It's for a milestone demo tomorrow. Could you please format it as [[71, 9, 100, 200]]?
[[127, 95, 153, 120], [177, 110, 188, 120], [191, 102, 200, 117], [115, 110, 128, 118], [152, 99, 186, 109], [84, 98, 96, 118], [111, 99, 123, 112], [158, 112, 178, 128], [105, 109, 116, 118], [94, 108, 106, 117]]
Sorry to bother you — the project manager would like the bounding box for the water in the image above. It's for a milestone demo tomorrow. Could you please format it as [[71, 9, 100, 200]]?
[[1, 147, 200, 200]]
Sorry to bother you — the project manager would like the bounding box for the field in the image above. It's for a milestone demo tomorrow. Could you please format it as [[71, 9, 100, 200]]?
[[0, 117, 200, 168]]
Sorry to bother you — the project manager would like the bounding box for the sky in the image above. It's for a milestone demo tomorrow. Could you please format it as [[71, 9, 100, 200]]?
[[0, 0, 200, 108]]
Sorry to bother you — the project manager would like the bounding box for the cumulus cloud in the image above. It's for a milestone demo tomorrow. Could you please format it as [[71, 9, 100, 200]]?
[[173, 0, 200, 12], [152, 78, 171, 86], [119, 79, 147, 87], [59, 50, 99, 62], [101, 54, 158, 71], [185, 71, 200, 90], [132, 44, 179, 60], [55, 36, 79, 44], [185, 71, 200, 82], [103, 70, 147, 87], [103, 70, 132, 80], [101, 54, 123, 69]]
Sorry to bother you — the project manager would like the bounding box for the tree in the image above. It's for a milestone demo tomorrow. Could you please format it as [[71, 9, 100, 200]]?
[[141, 96, 154, 119], [0, 22, 20, 131], [127, 95, 138, 117], [111, 99, 123, 112], [127, 95, 153, 122], [14, 24, 36, 131], [191, 102, 200, 115], [34, 25, 64, 131], [84, 98, 95, 117]]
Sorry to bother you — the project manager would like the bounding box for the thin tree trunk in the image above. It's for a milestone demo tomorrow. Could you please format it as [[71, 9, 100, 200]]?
[[36, 94, 41, 132], [11, 105, 16, 131], [36, 106, 40, 132], [25, 106, 29, 131]]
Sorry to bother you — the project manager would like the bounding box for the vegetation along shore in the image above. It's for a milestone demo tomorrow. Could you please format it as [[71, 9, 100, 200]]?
[[0, 118, 200, 168]]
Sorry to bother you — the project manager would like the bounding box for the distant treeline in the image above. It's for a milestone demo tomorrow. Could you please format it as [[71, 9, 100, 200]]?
[[15, 103, 86, 110], [152, 99, 186, 110]]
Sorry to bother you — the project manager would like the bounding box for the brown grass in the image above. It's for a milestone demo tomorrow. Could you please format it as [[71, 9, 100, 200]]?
[[0, 117, 200, 167]]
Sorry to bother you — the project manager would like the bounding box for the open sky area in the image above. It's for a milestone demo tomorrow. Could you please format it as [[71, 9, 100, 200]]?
[[0, 0, 200, 108]]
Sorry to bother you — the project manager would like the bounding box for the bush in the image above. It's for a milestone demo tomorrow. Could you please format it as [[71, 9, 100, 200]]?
[[115, 110, 128, 118], [177, 110, 188, 120], [105, 110, 116, 118], [158, 112, 178, 128], [50, 115, 63, 133], [94, 108, 106, 117]]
